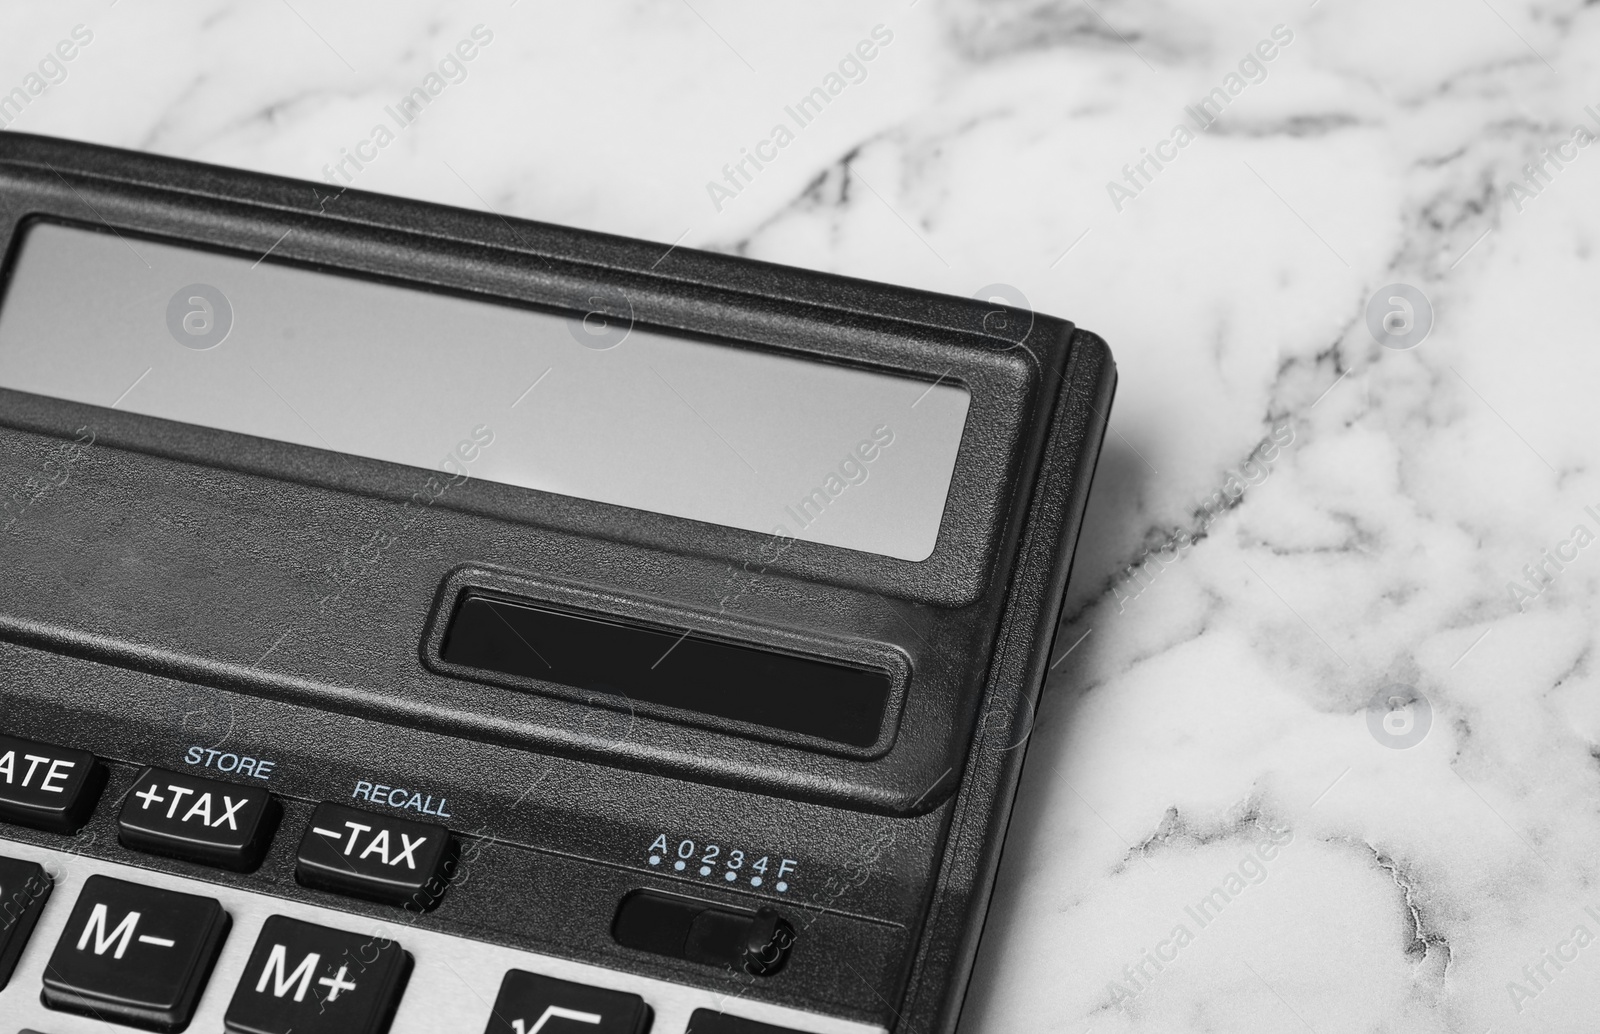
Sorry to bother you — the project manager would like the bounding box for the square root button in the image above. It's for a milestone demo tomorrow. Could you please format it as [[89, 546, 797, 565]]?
[[224, 915, 411, 1034], [484, 971, 652, 1034], [42, 874, 230, 1032], [295, 802, 451, 909]]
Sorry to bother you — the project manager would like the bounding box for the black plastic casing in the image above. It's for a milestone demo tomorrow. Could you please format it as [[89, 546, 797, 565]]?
[[0, 132, 1113, 1032]]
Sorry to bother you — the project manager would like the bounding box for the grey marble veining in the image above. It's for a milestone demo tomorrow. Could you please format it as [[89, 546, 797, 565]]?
[[3, 0, 1599, 1030]]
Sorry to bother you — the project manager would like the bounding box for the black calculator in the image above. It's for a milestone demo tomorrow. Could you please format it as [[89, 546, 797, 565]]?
[[0, 132, 1114, 1033]]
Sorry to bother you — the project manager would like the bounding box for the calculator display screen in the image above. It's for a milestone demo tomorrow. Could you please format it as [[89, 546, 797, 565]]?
[[0, 221, 969, 561]]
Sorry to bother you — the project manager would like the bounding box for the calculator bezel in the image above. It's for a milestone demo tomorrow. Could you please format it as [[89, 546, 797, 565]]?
[[0, 137, 1071, 815], [0, 132, 1116, 1034]]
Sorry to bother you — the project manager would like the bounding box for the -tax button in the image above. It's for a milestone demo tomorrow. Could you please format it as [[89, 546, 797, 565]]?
[[0, 733, 103, 833], [119, 767, 279, 872], [485, 971, 652, 1034], [295, 802, 451, 909]]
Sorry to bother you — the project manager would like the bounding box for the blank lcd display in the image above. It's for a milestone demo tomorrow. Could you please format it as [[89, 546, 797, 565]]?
[[0, 221, 970, 560]]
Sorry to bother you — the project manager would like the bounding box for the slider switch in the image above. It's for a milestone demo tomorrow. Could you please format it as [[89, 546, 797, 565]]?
[[612, 890, 795, 977]]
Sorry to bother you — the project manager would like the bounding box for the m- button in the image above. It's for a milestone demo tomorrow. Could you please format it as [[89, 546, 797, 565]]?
[[42, 875, 230, 1031], [119, 767, 279, 872], [0, 733, 103, 833], [224, 915, 411, 1034], [295, 802, 451, 909]]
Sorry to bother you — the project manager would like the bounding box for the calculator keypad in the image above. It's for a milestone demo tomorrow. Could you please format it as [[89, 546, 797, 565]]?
[[0, 731, 880, 1034]]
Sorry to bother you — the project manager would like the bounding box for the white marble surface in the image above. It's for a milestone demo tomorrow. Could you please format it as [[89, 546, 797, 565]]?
[[5, 0, 1600, 1030]]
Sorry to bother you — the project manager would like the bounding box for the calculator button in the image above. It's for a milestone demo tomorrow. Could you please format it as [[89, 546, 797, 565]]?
[[0, 856, 52, 990], [0, 733, 103, 833], [295, 802, 451, 909], [684, 1011, 810, 1034], [42, 874, 230, 1031], [484, 970, 652, 1034], [223, 915, 410, 1034], [118, 767, 279, 872]]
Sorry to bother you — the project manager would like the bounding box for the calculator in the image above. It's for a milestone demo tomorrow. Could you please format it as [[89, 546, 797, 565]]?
[[0, 132, 1114, 1034]]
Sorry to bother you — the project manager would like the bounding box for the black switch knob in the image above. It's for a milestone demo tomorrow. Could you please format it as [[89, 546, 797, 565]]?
[[613, 890, 796, 977], [740, 907, 795, 977]]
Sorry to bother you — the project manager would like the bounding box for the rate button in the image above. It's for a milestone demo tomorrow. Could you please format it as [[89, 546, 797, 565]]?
[[0, 733, 103, 833]]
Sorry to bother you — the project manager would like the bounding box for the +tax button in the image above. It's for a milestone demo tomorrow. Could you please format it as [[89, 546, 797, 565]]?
[[119, 766, 279, 872]]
